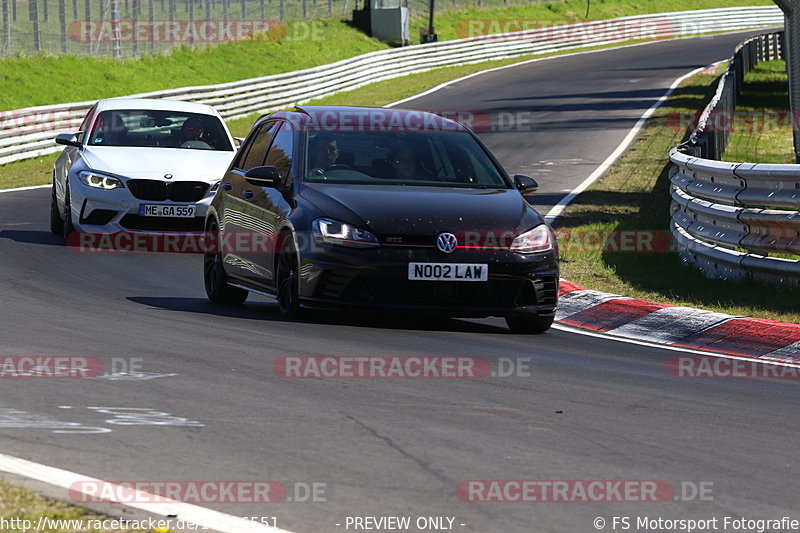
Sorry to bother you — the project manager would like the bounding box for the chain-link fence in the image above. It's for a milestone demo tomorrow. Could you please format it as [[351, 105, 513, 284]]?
[[0, 0, 547, 57], [1, 0, 358, 57]]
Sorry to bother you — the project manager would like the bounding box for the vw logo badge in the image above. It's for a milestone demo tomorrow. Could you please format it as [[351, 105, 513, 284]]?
[[436, 233, 458, 254], [164, 173, 173, 179]]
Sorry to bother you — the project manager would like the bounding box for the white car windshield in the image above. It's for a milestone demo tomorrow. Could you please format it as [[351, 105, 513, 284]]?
[[87, 109, 234, 151]]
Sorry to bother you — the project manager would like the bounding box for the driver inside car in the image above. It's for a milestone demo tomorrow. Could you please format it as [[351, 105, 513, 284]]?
[[308, 134, 341, 172], [179, 117, 213, 149]]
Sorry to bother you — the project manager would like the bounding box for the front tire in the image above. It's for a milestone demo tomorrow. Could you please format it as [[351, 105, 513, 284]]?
[[50, 181, 63, 235], [203, 220, 248, 304], [61, 182, 75, 242], [505, 313, 554, 334], [276, 235, 303, 319]]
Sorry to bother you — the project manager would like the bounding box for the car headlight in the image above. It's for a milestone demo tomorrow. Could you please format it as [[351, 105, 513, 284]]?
[[313, 218, 380, 248], [79, 171, 123, 190], [509, 224, 554, 253]]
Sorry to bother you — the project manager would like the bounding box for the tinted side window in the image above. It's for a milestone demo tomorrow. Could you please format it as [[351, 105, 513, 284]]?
[[238, 122, 279, 170], [264, 123, 294, 186], [76, 106, 96, 143]]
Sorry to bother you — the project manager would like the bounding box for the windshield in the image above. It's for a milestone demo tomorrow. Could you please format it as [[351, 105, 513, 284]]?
[[303, 131, 510, 188], [87, 109, 233, 151]]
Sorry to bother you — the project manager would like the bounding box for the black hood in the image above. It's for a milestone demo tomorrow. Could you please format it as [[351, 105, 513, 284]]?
[[299, 183, 544, 237]]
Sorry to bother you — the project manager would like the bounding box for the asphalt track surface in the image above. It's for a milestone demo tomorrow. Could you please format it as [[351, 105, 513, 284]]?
[[2, 32, 799, 533]]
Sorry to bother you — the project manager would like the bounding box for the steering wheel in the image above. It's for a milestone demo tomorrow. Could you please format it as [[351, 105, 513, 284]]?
[[326, 164, 353, 171], [181, 140, 213, 149], [426, 165, 453, 182]]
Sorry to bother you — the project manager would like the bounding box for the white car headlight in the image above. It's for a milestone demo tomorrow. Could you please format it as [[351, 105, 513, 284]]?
[[510, 224, 554, 253], [313, 218, 380, 248], [79, 171, 123, 190]]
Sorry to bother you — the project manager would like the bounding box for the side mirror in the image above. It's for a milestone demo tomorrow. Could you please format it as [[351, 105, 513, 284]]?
[[55, 133, 81, 147], [244, 165, 281, 187], [514, 174, 538, 195], [234, 137, 244, 148]]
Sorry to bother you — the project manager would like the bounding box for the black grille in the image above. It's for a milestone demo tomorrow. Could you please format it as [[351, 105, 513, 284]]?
[[170, 181, 210, 201], [380, 280, 521, 307], [120, 215, 205, 231], [317, 276, 520, 307], [316, 273, 559, 309], [319, 271, 358, 298], [126, 180, 209, 202], [532, 277, 558, 306], [80, 209, 116, 225]]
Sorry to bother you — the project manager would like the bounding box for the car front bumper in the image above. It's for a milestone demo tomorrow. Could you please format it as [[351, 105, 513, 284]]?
[[297, 243, 559, 318], [69, 178, 214, 233]]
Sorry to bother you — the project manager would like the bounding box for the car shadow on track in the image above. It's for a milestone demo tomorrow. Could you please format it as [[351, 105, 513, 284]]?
[[126, 296, 509, 334], [0, 230, 63, 247]]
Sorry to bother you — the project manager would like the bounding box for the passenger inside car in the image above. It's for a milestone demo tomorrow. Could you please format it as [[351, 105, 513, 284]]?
[[308, 134, 341, 171], [89, 113, 129, 145], [386, 146, 435, 181]]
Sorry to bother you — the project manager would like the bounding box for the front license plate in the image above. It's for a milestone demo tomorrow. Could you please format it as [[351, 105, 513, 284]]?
[[139, 204, 196, 218], [408, 263, 488, 282]]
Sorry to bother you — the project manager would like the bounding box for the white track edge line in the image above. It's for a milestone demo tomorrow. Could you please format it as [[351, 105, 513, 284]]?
[[0, 453, 297, 533], [544, 59, 725, 223], [0, 184, 50, 194]]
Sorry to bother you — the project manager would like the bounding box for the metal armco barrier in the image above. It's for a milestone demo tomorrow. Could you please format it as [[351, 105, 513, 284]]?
[[670, 31, 800, 285], [0, 5, 783, 166]]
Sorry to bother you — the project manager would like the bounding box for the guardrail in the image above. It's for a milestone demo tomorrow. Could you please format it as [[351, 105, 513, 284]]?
[[670, 31, 800, 285], [0, 5, 783, 166]]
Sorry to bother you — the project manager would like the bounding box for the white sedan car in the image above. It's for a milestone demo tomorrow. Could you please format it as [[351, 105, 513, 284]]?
[[51, 98, 236, 237]]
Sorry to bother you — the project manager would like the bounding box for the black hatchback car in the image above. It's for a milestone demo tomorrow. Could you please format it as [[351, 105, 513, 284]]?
[[203, 106, 559, 333]]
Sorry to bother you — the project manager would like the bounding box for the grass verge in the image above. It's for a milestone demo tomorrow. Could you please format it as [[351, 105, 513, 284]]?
[[556, 63, 800, 324], [0, 480, 152, 532], [724, 59, 794, 163]]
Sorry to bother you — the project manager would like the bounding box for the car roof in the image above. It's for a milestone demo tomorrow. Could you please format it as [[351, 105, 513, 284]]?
[[95, 98, 219, 116], [259, 106, 470, 133]]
